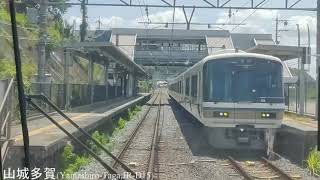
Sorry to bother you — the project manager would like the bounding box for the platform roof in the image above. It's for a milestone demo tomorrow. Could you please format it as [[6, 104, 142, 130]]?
[[246, 44, 304, 61], [64, 42, 147, 77]]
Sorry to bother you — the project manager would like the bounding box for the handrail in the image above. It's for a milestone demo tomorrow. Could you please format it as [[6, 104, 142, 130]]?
[[27, 94, 142, 180], [0, 79, 14, 118]]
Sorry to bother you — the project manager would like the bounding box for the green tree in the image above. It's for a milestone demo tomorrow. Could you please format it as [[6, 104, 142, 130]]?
[[0, 59, 36, 92]]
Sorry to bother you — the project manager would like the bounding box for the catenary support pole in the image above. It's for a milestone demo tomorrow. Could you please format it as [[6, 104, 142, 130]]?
[[8, 1, 32, 179]]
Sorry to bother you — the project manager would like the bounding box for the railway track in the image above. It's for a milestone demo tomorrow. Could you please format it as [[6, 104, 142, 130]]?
[[111, 89, 163, 180], [228, 156, 299, 180]]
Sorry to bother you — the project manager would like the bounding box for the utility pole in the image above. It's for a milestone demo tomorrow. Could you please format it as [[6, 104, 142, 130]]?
[[275, 14, 289, 45], [316, 0, 320, 123], [38, 0, 48, 91], [97, 16, 102, 30], [80, 0, 88, 42], [317, 0, 320, 151], [297, 24, 305, 115]]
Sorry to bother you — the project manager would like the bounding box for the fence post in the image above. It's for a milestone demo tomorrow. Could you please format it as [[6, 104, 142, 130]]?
[[64, 49, 71, 110], [104, 61, 109, 101]]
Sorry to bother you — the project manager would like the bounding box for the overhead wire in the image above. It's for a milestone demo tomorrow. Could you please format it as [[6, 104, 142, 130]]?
[[231, 0, 270, 32], [222, 0, 251, 25], [170, 0, 176, 60]]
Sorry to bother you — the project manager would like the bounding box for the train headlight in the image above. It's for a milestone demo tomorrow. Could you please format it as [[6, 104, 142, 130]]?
[[261, 112, 276, 119], [213, 111, 229, 118]]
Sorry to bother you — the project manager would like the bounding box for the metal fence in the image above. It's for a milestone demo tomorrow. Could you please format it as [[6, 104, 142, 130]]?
[[284, 82, 316, 116], [0, 79, 14, 161], [28, 83, 122, 114]]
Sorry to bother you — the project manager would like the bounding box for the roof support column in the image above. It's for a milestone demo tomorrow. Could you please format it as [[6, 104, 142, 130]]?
[[104, 61, 109, 100], [126, 72, 134, 97], [114, 68, 119, 97], [122, 74, 126, 97], [297, 24, 305, 115], [64, 49, 71, 110], [88, 58, 94, 104]]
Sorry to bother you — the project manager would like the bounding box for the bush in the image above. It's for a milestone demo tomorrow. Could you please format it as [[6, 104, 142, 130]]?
[[0, 60, 36, 93], [306, 147, 320, 175], [87, 131, 109, 154], [0, 7, 11, 22], [118, 117, 127, 130], [61, 144, 77, 169], [134, 105, 142, 112], [61, 144, 90, 179]]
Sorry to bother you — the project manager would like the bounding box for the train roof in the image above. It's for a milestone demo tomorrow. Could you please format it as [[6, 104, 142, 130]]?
[[201, 52, 283, 64]]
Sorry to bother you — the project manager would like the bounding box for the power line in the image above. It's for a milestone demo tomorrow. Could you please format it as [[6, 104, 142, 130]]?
[[223, 0, 251, 25], [231, 0, 270, 32], [170, 0, 176, 59]]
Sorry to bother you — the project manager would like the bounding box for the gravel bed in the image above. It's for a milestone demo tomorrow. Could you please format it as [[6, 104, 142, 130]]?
[[155, 92, 239, 180], [272, 157, 318, 180]]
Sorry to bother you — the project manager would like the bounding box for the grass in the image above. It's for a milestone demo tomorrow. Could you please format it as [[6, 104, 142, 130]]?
[[306, 147, 320, 176], [60, 105, 143, 177], [87, 131, 110, 155], [61, 144, 91, 179], [118, 117, 127, 130]]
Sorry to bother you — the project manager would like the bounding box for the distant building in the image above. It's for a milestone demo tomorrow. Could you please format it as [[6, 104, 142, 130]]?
[[84, 28, 303, 80]]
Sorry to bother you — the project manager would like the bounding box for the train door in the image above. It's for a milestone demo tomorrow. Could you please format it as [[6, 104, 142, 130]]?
[[195, 72, 201, 118], [190, 74, 197, 116], [233, 70, 255, 124]]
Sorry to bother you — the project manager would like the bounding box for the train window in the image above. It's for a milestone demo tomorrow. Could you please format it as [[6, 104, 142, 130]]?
[[203, 58, 283, 103], [185, 77, 190, 96], [191, 75, 198, 97]]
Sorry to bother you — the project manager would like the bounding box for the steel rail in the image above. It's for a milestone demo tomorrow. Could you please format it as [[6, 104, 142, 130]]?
[[146, 90, 162, 180], [112, 91, 161, 170], [261, 157, 295, 180], [228, 156, 255, 180]]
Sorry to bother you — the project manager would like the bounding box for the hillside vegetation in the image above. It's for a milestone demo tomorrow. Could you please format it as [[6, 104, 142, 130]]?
[[0, 4, 64, 87]]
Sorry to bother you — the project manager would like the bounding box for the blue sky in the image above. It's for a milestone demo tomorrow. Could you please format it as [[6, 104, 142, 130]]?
[[64, 0, 318, 77]]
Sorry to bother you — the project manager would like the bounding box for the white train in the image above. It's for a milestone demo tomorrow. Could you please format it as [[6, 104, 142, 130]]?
[[168, 50, 292, 153]]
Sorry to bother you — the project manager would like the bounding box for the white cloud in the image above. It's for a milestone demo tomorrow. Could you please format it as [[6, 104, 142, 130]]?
[[215, 10, 317, 78], [64, 15, 82, 28], [132, 9, 193, 29], [98, 16, 125, 29], [63, 15, 125, 30], [215, 10, 277, 33]]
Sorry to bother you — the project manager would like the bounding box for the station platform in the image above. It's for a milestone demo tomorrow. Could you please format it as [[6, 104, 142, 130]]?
[[275, 113, 317, 165], [5, 93, 150, 169]]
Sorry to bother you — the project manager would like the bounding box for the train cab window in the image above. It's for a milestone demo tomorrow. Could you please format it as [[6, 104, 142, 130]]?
[[185, 77, 190, 96], [203, 58, 283, 103], [191, 75, 198, 97]]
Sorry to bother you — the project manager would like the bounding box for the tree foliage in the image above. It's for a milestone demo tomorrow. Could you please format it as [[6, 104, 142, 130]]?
[[0, 59, 36, 92], [21, 0, 70, 14]]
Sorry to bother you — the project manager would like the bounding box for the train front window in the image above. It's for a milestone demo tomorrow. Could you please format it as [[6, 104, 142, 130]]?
[[203, 58, 283, 103]]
